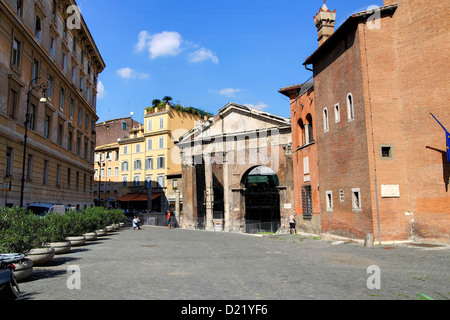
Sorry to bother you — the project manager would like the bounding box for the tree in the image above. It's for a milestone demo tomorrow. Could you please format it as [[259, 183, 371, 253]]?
[[152, 99, 161, 108], [162, 96, 173, 105]]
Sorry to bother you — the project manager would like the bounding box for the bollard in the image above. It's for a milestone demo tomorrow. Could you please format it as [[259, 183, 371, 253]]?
[[365, 233, 374, 247]]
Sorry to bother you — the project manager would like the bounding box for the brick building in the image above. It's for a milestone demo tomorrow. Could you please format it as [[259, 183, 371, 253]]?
[[302, 0, 450, 242], [0, 0, 105, 208], [279, 81, 320, 234]]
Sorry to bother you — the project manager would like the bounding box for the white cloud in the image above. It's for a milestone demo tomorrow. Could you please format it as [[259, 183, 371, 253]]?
[[215, 88, 243, 97], [116, 67, 149, 80], [97, 80, 105, 99], [135, 30, 218, 63], [136, 30, 182, 59], [188, 48, 219, 64], [244, 102, 269, 111]]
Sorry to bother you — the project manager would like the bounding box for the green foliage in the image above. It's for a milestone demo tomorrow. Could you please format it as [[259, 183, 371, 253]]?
[[0, 207, 125, 254]]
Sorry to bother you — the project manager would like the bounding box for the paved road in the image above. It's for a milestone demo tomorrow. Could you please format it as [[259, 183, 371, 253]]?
[[18, 224, 449, 301]]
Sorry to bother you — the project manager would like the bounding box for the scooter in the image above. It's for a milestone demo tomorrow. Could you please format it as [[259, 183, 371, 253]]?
[[0, 253, 24, 300]]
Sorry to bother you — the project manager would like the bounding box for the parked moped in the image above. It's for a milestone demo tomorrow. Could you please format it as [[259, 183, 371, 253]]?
[[0, 253, 24, 300]]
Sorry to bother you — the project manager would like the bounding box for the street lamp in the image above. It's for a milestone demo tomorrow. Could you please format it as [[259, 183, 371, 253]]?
[[20, 77, 48, 207]]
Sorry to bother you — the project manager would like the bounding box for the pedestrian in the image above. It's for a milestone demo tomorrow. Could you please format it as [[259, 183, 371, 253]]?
[[132, 216, 141, 230], [167, 210, 171, 229], [289, 213, 296, 234]]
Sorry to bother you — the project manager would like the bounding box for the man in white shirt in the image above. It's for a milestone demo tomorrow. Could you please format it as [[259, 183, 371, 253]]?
[[289, 213, 296, 234]]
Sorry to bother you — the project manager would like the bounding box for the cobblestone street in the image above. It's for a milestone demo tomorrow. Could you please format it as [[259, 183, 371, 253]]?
[[17, 223, 450, 303]]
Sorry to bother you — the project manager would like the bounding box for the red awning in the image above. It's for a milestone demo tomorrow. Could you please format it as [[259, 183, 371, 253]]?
[[118, 193, 140, 201], [128, 193, 162, 202]]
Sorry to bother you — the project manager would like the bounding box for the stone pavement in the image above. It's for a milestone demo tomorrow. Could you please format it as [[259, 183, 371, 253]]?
[[17, 223, 450, 301]]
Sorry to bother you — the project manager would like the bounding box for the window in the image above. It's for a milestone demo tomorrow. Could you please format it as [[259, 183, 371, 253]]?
[[123, 145, 128, 155], [32, 60, 39, 80], [352, 188, 362, 210], [5, 147, 13, 177], [114, 167, 119, 176], [48, 76, 54, 101], [12, 39, 21, 67], [157, 175, 165, 188], [145, 157, 153, 170], [159, 117, 164, 129], [78, 107, 82, 124], [157, 156, 165, 169], [136, 143, 141, 153], [173, 179, 178, 189], [26, 154, 33, 181], [134, 159, 142, 170], [100, 168, 105, 178], [76, 136, 81, 155], [9, 88, 19, 119], [75, 171, 79, 190], [29, 104, 37, 130], [347, 93, 355, 121], [16, 0, 23, 16], [159, 137, 164, 149], [121, 161, 128, 172], [380, 145, 394, 160], [62, 53, 66, 72], [147, 119, 153, 131], [59, 88, 65, 110], [145, 175, 152, 188], [51, 0, 57, 19], [334, 104, 340, 123], [133, 175, 140, 186], [44, 114, 51, 139], [122, 121, 127, 130], [326, 191, 333, 211], [57, 123, 63, 145], [305, 114, 314, 144], [113, 183, 118, 193], [301, 185, 313, 216], [147, 138, 153, 150], [94, 169, 98, 178], [122, 175, 127, 187], [68, 130, 73, 151], [69, 98, 74, 118], [35, 16, 42, 40], [323, 108, 329, 133], [50, 37, 55, 57]]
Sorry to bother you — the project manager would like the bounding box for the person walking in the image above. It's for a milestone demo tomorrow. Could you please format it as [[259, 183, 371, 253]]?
[[289, 213, 296, 234], [167, 210, 171, 229]]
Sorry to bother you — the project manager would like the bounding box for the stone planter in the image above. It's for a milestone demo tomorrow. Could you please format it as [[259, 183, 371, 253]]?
[[26, 247, 55, 266], [113, 224, 120, 230], [14, 258, 33, 282], [66, 236, 86, 247], [49, 241, 71, 254], [119, 222, 125, 228], [96, 229, 107, 236], [106, 225, 115, 232], [84, 232, 98, 241]]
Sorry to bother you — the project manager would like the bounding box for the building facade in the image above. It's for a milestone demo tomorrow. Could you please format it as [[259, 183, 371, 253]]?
[[0, 0, 105, 208], [176, 103, 294, 233], [113, 103, 207, 211], [279, 81, 320, 235], [303, 0, 450, 242]]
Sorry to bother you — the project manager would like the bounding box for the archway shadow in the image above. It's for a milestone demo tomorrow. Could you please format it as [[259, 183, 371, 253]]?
[[426, 146, 450, 192]]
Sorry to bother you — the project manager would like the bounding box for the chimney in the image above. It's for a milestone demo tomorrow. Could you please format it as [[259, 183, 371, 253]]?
[[314, 1, 336, 46]]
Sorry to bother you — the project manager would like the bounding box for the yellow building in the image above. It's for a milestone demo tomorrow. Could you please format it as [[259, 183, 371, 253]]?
[[117, 103, 209, 212], [0, 0, 105, 208]]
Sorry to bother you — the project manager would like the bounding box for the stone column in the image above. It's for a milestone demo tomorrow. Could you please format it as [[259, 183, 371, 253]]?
[[223, 152, 230, 232], [204, 155, 214, 231], [175, 189, 180, 227]]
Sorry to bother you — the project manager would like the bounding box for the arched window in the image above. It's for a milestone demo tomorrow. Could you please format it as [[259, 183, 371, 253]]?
[[323, 108, 329, 133], [305, 113, 314, 144], [298, 119, 306, 146], [347, 93, 355, 121]]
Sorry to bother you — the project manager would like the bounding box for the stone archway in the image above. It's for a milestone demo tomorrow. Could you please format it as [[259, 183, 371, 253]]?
[[241, 166, 281, 233]]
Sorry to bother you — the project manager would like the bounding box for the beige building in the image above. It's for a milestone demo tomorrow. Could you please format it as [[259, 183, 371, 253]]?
[[0, 0, 105, 208], [117, 103, 209, 212]]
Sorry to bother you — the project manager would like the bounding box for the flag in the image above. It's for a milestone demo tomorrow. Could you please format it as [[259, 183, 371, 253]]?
[[430, 113, 450, 163]]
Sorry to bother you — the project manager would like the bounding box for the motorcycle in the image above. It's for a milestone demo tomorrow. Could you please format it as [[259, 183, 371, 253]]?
[[0, 253, 24, 300]]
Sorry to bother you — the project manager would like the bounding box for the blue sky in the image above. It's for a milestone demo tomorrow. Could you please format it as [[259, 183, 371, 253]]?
[[79, 0, 383, 124]]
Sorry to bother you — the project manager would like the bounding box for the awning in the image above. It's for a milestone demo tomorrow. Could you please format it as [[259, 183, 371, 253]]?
[[128, 193, 162, 202], [118, 193, 140, 201]]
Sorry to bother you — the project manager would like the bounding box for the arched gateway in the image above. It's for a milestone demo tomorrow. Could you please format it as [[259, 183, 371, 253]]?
[[176, 103, 294, 234]]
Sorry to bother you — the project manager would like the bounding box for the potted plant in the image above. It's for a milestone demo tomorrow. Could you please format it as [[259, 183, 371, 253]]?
[[63, 211, 87, 247], [43, 213, 71, 255]]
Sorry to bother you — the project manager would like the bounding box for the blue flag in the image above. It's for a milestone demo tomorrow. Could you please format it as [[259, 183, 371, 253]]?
[[430, 113, 450, 163]]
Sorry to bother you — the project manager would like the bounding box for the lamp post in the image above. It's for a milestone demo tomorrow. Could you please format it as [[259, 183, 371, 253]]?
[[20, 78, 48, 207]]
